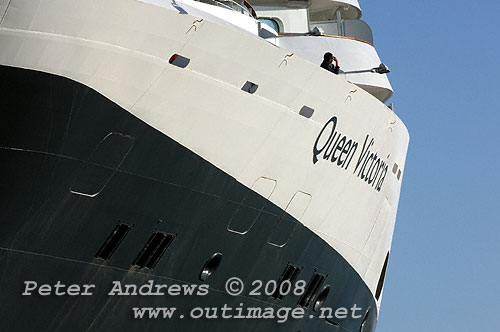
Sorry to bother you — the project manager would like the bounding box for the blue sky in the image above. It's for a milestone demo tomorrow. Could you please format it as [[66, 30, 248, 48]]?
[[360, 1, 500, 331]]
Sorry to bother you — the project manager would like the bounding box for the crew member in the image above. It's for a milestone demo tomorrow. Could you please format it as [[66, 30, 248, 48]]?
[[320, 52, 340, 74]]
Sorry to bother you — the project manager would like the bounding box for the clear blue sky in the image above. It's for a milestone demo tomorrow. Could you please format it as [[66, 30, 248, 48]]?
[[360, 1, 500, 331]]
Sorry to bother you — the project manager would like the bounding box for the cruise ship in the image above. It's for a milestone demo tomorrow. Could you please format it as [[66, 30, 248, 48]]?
[[0, 0, 408, 331]]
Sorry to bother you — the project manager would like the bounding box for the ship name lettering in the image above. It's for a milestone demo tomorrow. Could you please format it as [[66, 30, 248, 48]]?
[[354, 135, 389, 192], [313, 117, 389, 192], [313, 116, 357, 169]]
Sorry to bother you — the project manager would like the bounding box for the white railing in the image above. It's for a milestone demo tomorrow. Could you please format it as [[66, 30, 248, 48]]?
[[195, 0, 257, 18], [309, 19, 373, 45]]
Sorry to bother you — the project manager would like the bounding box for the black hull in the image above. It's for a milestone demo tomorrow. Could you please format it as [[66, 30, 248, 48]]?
[[0, 65, 377, 332]]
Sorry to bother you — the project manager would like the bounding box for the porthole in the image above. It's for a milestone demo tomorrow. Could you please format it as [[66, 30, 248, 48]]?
[[199, 253, 223, 281], [313, 285, 330, 311]]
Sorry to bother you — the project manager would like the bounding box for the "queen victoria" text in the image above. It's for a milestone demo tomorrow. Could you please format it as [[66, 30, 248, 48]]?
[[313, 116, 389, 192]]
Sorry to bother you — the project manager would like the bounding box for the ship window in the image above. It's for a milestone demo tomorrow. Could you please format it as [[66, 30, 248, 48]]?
[[397, 169, 402, 180], [299, 106, 314, 118], [241, 81, 258, 94], [272, 264, 302, 300], [169, 54, 190, 68], [392, 163, 398, 174], [259, 18, 280, 32], [313, 285, 330, 311], [95, 223, 131, 260], [298, 272, 326, 308], [133, 232, 175, 269], [375, 252, 389, 300], [199, 253, 223, 281]]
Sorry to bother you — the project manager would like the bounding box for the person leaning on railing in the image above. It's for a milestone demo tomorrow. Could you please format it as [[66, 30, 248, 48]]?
[[320, 52, 340, 75]]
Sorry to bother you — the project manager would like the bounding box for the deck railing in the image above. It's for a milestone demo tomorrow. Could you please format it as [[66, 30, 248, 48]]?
[[309, 19, 373, 45], [195, 0, 257, 18]]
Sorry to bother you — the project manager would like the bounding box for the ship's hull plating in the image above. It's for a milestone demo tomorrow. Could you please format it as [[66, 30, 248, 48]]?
[[0, 65, 377, 331]]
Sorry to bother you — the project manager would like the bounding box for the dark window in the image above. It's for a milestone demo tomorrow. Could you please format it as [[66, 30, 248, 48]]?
[[169, 54, 190, 68], [133, 232, 175, 269], [95, 223, 131, 260], [272, 264, 301, 300], [392, 163, 398, 174], [241, 81, 258, 94], [298, 273, 326, 308], [258, 18, 280, 32], [299, 106, 314, 118], [375, 253, 389, 300]]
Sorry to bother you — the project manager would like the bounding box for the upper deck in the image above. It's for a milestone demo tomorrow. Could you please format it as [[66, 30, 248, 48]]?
[[162, 0, 392, 102], [253, 0, 393, 102], [252, 0, 362, 20]]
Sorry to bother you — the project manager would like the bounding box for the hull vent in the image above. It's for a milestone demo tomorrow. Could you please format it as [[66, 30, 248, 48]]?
[[272, 264, 302, 300], [95, 223, 132, 260], [298, 273, 326, 308], [133, 232, 175, 269]]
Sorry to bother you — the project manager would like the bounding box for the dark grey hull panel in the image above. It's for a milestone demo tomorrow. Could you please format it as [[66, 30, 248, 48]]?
[[0, 65, 377, 332]]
